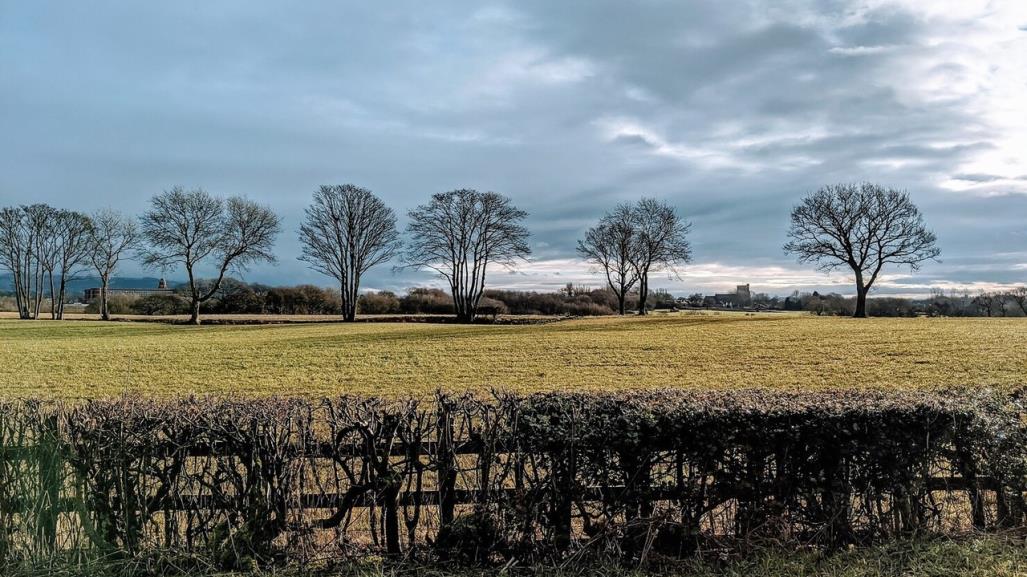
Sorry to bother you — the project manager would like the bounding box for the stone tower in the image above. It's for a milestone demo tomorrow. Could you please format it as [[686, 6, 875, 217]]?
[[736, 284, 751, 307]]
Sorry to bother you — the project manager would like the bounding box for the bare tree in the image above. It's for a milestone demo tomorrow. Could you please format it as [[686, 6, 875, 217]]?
[[629, 197, 692, 315], [577, 204, 639, 315], [972, 291, 997, 317], [298, 184, 400, 321], [88, 209, 139, 321], [403, 189, 530, 323], [784, 183, 940, 318], [1007, 287, 1027, 316], [0, 206, 34, 319], [48, 210, 93, 319], [24, 205, 56, 319], [140, 187, 281, 324], [0, 205, 55, 319]]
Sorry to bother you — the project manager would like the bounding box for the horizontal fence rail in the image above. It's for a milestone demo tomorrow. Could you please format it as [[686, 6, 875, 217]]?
[[1, 390, 1025, 569]]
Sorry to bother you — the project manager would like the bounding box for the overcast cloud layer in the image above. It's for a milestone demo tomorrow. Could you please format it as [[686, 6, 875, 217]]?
[[2, 0, 1026, 297]]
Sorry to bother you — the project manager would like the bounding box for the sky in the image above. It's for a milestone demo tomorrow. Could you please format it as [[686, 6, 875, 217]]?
[[2, 0, 1026, 298]]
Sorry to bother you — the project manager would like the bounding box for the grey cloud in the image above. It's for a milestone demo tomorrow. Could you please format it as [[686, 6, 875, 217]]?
[[0, 1, 1024, 295]]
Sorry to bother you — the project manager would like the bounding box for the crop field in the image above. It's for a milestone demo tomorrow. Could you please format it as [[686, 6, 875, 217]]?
[[0, 312, 1025, 399]]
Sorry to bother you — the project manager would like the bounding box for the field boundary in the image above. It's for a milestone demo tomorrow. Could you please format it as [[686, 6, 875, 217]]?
[[1, 390, 1025, 568]]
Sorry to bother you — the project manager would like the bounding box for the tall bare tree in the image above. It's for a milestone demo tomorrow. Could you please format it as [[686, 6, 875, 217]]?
[[577, 204, 638, 315], [0, 206, 34, 319], [48, 210, 93, 319], [0, 205, 55, 319], [298, 184, 400, 321], [629, 197, 692, 315], [88, 209, 139, 321], [140, 187, 281, 324], [24, 205, 56, 319], [784, 183, 940, 318], [403, 189, 530, 323]]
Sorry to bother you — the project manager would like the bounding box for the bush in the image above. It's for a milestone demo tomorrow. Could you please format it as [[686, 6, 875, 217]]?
[[84, 294, 137, 314], [358, 290, 401, 314], [399, 287, 454, 314], [131, 294, 190, 315], [0, 295, 17, 312], [264, 285, 340, 315], [482, 288, 616, 316]]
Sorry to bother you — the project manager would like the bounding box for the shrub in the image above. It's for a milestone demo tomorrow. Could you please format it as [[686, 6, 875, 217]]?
[[0, 295, 17, 312], [131, 294, 190, 315], [399, 287, 454, 314], [358, 290, 401, 314], [264, 285, 340, 315], [85, 293, 137, 314]]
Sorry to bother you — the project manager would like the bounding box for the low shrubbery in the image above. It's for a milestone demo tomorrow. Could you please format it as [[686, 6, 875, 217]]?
[[0, 389, 1024, 572]]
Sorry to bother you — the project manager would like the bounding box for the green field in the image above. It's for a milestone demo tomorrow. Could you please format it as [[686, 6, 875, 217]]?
[[2, 312, 1025, 399]]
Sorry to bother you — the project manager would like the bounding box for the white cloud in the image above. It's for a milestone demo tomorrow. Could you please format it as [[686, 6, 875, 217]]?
[[829, 44, 900, 55]]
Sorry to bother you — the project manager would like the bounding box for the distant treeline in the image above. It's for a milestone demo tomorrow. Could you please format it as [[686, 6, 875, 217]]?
[[778, 289, 1027, 318], [31, 279, 1023, 318], [78, 280, 634, 317]]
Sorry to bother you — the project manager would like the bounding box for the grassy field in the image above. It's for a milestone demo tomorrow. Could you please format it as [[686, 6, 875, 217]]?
[[1, 312, 1026, 399]]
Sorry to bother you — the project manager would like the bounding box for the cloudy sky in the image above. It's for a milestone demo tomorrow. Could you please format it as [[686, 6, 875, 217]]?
[[2, 0, 1026, 297]]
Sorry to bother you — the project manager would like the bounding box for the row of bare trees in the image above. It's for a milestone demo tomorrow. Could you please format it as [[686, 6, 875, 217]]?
[[0, 181, 949, 322], [1, 186, 532, 324], [0, 191, 282, 324], [0, 206, 131, 320], [969, 288, 1027, 317]]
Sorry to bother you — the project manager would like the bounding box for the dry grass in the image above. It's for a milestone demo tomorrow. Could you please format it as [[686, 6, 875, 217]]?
[[1, 312, 1025, 399], [8, 536, 1024, 577]]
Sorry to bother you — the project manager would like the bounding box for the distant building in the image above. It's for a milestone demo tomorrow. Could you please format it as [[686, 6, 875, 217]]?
[[704, 284, 753, 309], [83, 278, 174, 301], [735, 284, 752, 307]]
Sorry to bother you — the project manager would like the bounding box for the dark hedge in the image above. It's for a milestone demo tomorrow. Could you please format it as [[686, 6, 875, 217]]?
[[0, 389, 1024, 570]]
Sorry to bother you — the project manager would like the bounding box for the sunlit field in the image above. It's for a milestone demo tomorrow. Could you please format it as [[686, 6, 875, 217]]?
[[1, 312, 1025, 399]]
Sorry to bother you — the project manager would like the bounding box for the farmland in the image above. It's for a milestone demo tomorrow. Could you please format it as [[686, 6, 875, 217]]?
[[1, 312, 1025, 399]]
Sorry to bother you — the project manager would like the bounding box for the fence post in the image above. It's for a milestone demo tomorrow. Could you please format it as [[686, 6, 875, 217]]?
[[953, 440, 987, 530], [553, 435, 576, 551], [437, 403, 456, 528]]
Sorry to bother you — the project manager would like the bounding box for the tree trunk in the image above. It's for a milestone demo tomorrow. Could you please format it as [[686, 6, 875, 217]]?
[[48, 272, 57, 320], [637, 275, 648, 315], [853, 286, 868, 318], [340, 282, 352, 321], [345, 277, 360, 322], [189, 298, 201, 325], [100, 278, 111, 321], [617, 293, 626, 315], [56, 278, 66, 320], [452, 285, 475, 323]]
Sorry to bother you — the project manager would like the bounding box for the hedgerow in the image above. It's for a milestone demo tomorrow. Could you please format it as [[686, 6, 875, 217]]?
[[0, 389, 1024, 571]]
